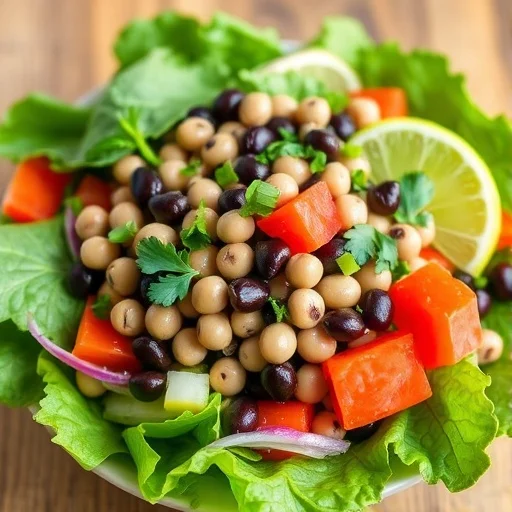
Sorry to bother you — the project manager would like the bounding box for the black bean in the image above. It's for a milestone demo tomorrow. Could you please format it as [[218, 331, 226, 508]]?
[[212, 89, 245, 122], [329, 112, 356, 141], [67, 263, 103, 299], [245, 372, 271, 400], [344, 421, 381, 443], [140, 271, 166, 307], [130, 167, 163, 207], [266, 117, 297, 138], [490, 262, 512, 300], [298, 173, 322, 192], [323, 309, 366, 341], [260, 362, 297, 401], [360, 289, 394, 331], [313, 238, 347, 275], [228, 277, 270, 312], [129, 371, 167, 402], [261, 301, 277, 325], [453, 270, 476, 291], [148, 191, 190, 224], [234, 154, 270, 185], [366, 181, 401, 216], [304, 129, 340, 160], [476, 289, 492, 318], [223, 397, 259, 434], [240, 126, 276, 155], [254, 239, 291, 280], [187, 106, 216, 126], [218, 187, 247, 214], [132, 336, 172, 372]]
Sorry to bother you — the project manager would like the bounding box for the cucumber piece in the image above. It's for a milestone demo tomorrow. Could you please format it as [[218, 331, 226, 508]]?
[[103, 393, 175, 425], [164, 371, 210, 415]]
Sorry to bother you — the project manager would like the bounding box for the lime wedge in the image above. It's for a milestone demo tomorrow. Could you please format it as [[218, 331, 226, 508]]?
[[259, 49, 361, 92], [351, 118, 501, 275]]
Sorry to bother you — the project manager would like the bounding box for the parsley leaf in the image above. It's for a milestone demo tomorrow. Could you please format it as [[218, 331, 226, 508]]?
[[92, 295, 111, 320], [239, 180, 280, 217], [394, 171, 435, 227], [391, 260, 411, 281], [336, 252, 360, 275], [180, 158, 202, 177], [64, 196, 84, 216], [180, 200, 211, 251], [350, 169, 368, 192], [108, 221, 138, 243], [309, 150, 327, 173], [324, 91, 348, 113], [214, 161, 239, 188], [343, 224, 398, 273], [256, 139, 327, 173], [340, 143, 363, 158], [268, 297, 289, 323], [277, 127, 297, 142]]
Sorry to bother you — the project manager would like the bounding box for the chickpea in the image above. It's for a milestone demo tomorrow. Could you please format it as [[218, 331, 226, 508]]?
[[218, 121, 247, 142], [75, 205, 109, 240], [182, 207, 219, 241], [113, 155, 144, 185], [312, 411, 346, 440], [297, 326, 336, 364], [106, 257, 141, 296], [271, 94, 298, 118], [189, 245, 219, 277], [145, 304, 182, 340], [296, 97, 331, 127], [187, 178, 222, 211], [409, 257, 428, 272], [111, 186, 135, 206], [348, 330, 377, 349], [172, 328, 207, 366], [132, 223, 178, 253], [159, 143, 188, 162], [159, 160, 190, 192], [269, 274, 293, 301], [216, 243, 254, 279], [285, 254, 323, 289], [266, 173, 299, 207], [191, 276, 229, 314], [354, 261, 392, 294], [197, 313, 232, 350], [76, 372, 105, 398], [347, 98, 381, 129], [315, 275, 361, 309], [295, 364, 328, 404], [259, 323, 297, 364], [201, 133, 238, 169], [238, 335, 267, 372], [80, 236, 120, 270], [320, 162, 351, 198], [231, 311, 265, 338], [97, 281, 123, 307], [477, 329, 504, 365], [390, 224, 422, 261], [238, 92, 273, 127], [110, 299, 145, 336], [416, 218, 436, 248], [209, 357, 247, 396], [217, 210, 255, 244], [339, 156, 371, 176], [288, 289, 325, 329], [176, 117, 215, 151], [367, 213, 391, 234], [177, 291, 199, 319], [272, 156, 312, 186], [109, 202, 144, 230], [298, 122, 320, 141], [336, 194, 368, 231]]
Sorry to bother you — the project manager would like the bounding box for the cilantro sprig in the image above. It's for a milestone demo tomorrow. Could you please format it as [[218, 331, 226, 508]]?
[[180, 200, 211, 251], [350, 169, 369, 192], [394, 171, 435, 227], [239, 180, 280, 217], [108, 221, 138, 243], [391, 260, 411, 281], [92, 295, 111, 320], [180, 158, 202, 177], [267, 297, 289, 323], [214, 161, 239, 188], [136, 237, 199, 306], [64, 196, 84, 216]]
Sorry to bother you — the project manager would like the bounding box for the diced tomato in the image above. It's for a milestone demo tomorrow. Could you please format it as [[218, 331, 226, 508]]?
[[256, 401, 314, 461], [389, 263, 482, 369], [72, 297, 141, 373], [350, 88, 408, 118], [257, 182, 341, 254], [75, 175, 112, 211], [497, 211, 512, 250], [2, 157, 72, 222], [419, 247, 455, 272], [323, 331, 432, 430]]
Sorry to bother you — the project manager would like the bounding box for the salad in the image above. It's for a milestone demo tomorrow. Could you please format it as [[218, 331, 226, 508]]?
[[0, 11, 511, 512]]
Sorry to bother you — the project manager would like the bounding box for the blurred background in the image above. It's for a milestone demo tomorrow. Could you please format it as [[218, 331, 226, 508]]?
[[0, 0, 511, 511]]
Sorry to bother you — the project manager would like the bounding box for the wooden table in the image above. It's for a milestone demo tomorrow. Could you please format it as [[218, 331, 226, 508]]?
[[0, 1, 511, 510]]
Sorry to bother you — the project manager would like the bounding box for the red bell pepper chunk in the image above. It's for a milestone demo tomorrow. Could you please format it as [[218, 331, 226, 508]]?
[[350, 87, 408, 118], [257, 181, 341, 254], [389, 263, 482, 369], [419, 247, 455, 272], [2, 157, 72, 223], [497, 210, 512, 250], [72, 297, 141, 373], [75, 175, 112, 211], [256, 401, 314, 461], [323, 331, 432, 430]]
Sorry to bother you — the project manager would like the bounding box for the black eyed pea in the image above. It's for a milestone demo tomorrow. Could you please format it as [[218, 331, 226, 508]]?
[[258, 323, 297, 364], [216, 243, 255, 280], [188, 245, 219, 277], [231, 311, 265, 339], [106, 257, 141, 296], [354, 261, 392, 295], [218, 121, 247, 142], [76, 372, 106, 398], [187, 178, 222, 211], [272, 156, 312, 186], [266, 173, 299, 207], [409, 257, 428, 272], [315, 275, 361, 309], [145, 305, 182, 340], [191, 276, 229, 314], [238, 92, 273, 127], [288, 289, 326, 329], [172, 327, 208, 367], [110, 299, 146, 337], [216, 209, 255, 244], [367, 213, 392, 234], [389, 224, 423, 261], [320, 162, 351, 198], [312, 411, 346, 440], [159, 160, 190, 192], [285, 254, 324, 289], [75, 205, 109, 240], [176, 117, 215, 151], [339, 155, 371, 176], [296, 96, 331, 127], [416, 218, 436, 248], [200, 133, 238, 169], [159, 143, 188, 162], [197, 313, 232, 350], [182, 207, 219, 241], [295, 364, 328, 404], [209, 357, 247, 396], [271, 94, 298, 118], [297, 326, 337, 364], [346, 98, 381, 129], [477, 329, 504, 365], [113, 154, 145, 185], [238, 335, 267, 372], [80, 236, 121, 270], [132, 223, 179, 254], [336, 194, 368, 231], [177, 291, 200, 319], [111, 186, 136, 206]]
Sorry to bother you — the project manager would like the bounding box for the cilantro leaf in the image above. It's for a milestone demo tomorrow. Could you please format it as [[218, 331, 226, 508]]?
[[180, 158, 202, 177], [391, 260, 411, 281], [350, 169, 368, 192], [394, 172, 435, 227], [64, 196, 84, 216], [277, 127, 298, 142], [256, 140, 327, 172], [239, 180, 280, 218], [148, 273, 197, 307], [324, 91, 348, 113], [340, 143, 363, 158], [108, 220, 138, 243], [180, 201, 211, 251], [92, 294, 111, 320], [309, 149, 327, 173], [214, 161, 239, 188], [267, 297, 289, 322]]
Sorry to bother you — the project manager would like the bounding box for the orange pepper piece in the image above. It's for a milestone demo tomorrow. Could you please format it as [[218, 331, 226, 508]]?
[[350, 87, 408, 118]]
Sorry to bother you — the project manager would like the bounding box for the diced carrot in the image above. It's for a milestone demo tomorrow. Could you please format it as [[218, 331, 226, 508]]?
[[256, 401, 314, 461], [323, 331, 432, 430], [75, 175, 112, 211], [419, 247, 455, 272], [350, 88, 408, 118], [497, 211, 512, 250], [72, 297, 141, 373], [389, 263, 482, 369], [257, 181, 341, 254], [2, 157, 72, 223]]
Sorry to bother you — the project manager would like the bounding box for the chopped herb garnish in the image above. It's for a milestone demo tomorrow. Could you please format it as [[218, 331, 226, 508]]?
[[310, 150, 327, 173], [108, 220, 138, 243], [180, 158, 202, 177], [214, 161, 239, 188], [391, 260, 411, 281], [394, 171, 435, 227], [351, 169, 369, 192], [340, 143, 363, 158], [136, 237, 199, 306], [268, 297, 289, 323], [277, 127, 298, 142], [324, 91, 348, 113], [343, 224, 398, 273], [474, 276, 489, 289], [336, 252, 361, 276], [92, 294, 111, 320], [239, 180, 280, 218], [64, 196, 84, 216], [180, 200, 211, 251]]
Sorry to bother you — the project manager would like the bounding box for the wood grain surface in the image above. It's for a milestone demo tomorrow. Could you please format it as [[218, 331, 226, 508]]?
[[0, 1, 511, 511]]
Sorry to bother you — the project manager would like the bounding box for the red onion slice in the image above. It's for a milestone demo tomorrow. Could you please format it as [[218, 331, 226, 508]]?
[[64, 206, 81, 260], [207, 427, 350, 459], [28, 315, 131, 386]]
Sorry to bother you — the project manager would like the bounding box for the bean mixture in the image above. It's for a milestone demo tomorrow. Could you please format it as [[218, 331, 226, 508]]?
[[67, 88, 504, 441]]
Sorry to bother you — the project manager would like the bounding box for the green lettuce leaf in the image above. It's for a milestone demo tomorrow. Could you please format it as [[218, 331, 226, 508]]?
[[34, 354, 127, 470]]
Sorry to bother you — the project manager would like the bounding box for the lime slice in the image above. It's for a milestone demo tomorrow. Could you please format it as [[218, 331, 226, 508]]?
[[259, 49, 361, 92], [351, 118, 501, 275]]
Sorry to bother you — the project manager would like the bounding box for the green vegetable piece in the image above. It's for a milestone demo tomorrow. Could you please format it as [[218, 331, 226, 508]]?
[[394, 171, 435, 227], [309, 149, 327, 173], [64, 196, 84, 216], [324, 91, 349, 113], [180, 200, 211, 251], [340, 143, 363, 158], [256, 139, 327, 173], [239, 180, 280, 218], [104, 394, 176, 426], [267, 297, 289, 322], [164, 371, 210, 414], [391, 260, 411, 281], [215, 161, 239, 188], [108, 220, 138, 243], [336, 252, 361, 276], [350, 169, 369, 192], [180, 158, 202, 177], [278, 127, 298, 142], [91, 295, 111, 320]]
